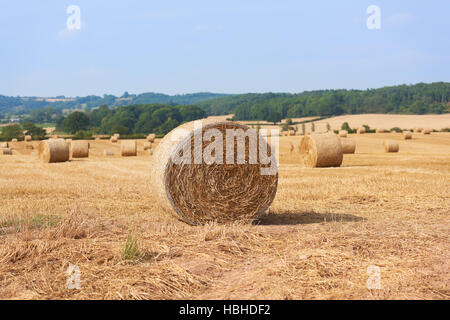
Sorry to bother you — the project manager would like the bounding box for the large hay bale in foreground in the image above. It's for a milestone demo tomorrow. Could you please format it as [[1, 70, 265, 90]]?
[[38, 139, 69, 163], [422, 129, 431, 135], [150, 120, 278, 225], [338, 130, 348, 138], [0, 142, 8, 148], [1, 148, 12, 155], [70, 140, 89, 158], [120, 140, 137, 156], [147, 133, 156, 142], [357, 127, 366, 134], [340, 138, 356, 154], [24, 135, 32, 142], [384, 140, 399, 153], [299, 133, 343, 168], [402, 131, 412, 140]]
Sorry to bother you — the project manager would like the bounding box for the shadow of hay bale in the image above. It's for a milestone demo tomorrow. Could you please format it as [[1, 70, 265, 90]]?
[[255, 211, 366, 225]]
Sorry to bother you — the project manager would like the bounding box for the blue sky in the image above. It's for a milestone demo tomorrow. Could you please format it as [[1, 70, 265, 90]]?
[[0, 0, 449, 96]]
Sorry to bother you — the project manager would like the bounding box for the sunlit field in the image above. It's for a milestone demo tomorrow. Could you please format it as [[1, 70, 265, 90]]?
[[0, 132, 449, 299]]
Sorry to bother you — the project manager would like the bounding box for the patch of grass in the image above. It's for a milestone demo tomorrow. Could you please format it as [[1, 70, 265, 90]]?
[[0, 213, 60, 232], [122, 233, 141, 262]]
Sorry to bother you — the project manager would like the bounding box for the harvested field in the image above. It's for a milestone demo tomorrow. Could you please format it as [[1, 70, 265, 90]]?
[[0, 133, 449, 300]]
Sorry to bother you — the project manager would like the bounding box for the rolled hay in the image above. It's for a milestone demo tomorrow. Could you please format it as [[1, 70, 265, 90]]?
[[288, 130, 295, 136], [340, 138, 356, 154], [113, 133, 120, 139], [24, 135, 32, 142], [120, 140, 137, 156], [376, 128, 388, 133], [1, 148, 12, 155], [384, 140, 399, 153], [402, 131, 412, 140], [282, 131, 288, 136], [357, 127, 366, 134], [338, 130, 348, 138], [70, 140, 89, 158], [11, 138, 18, 143], [51, 135, 59, 139], [38, 139, 69, 163], [147, 133, 156, 142], [413, 128, 423, 133], [25, 144, 34, 150], [148, 149, 154, 156], [104, 150, 114, 156], [143, 142, 152, 150], [289, 142, 294, 153], [150, 120, 278, 225], [0, 142, 8, 148], [110, 136, 118, 143], [299, 133, 343, 168], [422, 129, 431, 135]]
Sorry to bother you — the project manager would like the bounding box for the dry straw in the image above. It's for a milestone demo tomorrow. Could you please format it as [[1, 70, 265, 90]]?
[[25, 144, 34, 150], [147, 134, 156, 142], [11, 138, 18, 142], [104, 150, 114, 156], [402, 131, 412, 140], [338, 130, 348, 138], [150, 120, 278, 225], [70, 140, 89, 158], [110, 136, 118, 143], [299, 133, 343, 168], [0, 142, 8, 148], [143, 142, 152, 150], [376, 128, 388, 133], [340, 138, 356, 154], [1, 148, 12, 155], [38, 139, 69, 163], [384, 140, 399, 153], [413, 128, 423, 133], [357, 127, 366, 134], [24, 135, 32, 142], [121, 140, 137, 156], [422, 129, 431, 135], [113, 133, 120, 139]]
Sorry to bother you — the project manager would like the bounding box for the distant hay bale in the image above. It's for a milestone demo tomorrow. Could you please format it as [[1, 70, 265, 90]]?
[[147, 133, 156, 142], [413, 128, 423, 133], [384, 140, 399, 153], [357, 127, 366, 134], [150, 120, 278, 225], [51, 135, 59, 139], [11, 138, 18, 143], [104, 150, 114, 156], [113, 133, 120, 139], [288, 130, 295, 136], [299, 133, 343, 168], [282, 131, 288, 136], [376, 128, 388, 133], [0, 142, 8, 148], [70, 140, 89, 158], [143, 142, 152, 150], [120, 140, 137, 156], [338, 130, 348, 138], [402, 131, 412, 140], [110, 136, 118, 143], [38, 139, 69, 163], [24, 135, 32, 142], [340, 138, 356, 154], [422, 129, 431, 135], [1, 148, 12, 155]]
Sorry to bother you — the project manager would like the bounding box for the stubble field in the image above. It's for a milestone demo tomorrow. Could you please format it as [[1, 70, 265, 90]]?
[[0, 132, 449, 299]]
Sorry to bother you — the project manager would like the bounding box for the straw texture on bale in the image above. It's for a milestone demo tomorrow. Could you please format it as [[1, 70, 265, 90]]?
[[0, 142, 8, 148], [384, 140, 399, 153], [338, 130, 348, 137], [299, 133, 343, 168], [150, 120, 278, 225], [147, 134, 156, 142], [38, 139, 69, 163], [11, 138, 18, 142], [120, 140, 137, 157], [402, 131, 412, 140], [422, 129, 431, 135], [70, 140, 89, 158], [110, 136, 118, 143], [357, 127, 366, 134], [24, 135, 32, 142], [104, 150, 114, 156], [25, 144, 34, 150], [340, 138, 356, 154], [143, 142, 152, 150], [1, 148, 12, 155]]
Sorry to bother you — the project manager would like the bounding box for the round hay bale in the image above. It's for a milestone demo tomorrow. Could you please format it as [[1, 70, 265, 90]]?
[[402, 131, 412, 140], [299, 133, 343, 168], [120, 140, 137, 157], [147, 134, 156, 143], [376, 128, 388, 133], [143, 142, 152, 150], [110, 136, 118, 143], [24, 135, 32, 142], [384, 140, 399, 153], [422, 129, 431, 135], [51, 135, 59, 139], [0, 142, 8, 148], [357, 127, 366, 134], [25, 144, 34, 150], [70, 140, 89, 158], [113, 133, 120, 139], [340, 138, 356, 154], [1, 148, 12, 155], [150, 120, 278, 225], [338, 130, 348, 138], [11, 138, 18, 143], [413, 128, 423, 133], [104, 150, 114, 156], [288, 130, 295, 136], [38, 139, 69, 163]]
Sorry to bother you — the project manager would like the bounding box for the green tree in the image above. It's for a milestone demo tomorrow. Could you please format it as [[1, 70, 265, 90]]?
[[22, 121, 46, 139], [1, 124, 23, 141], [64, 112, 90, 134], [267, 110, 282, 125]]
